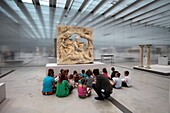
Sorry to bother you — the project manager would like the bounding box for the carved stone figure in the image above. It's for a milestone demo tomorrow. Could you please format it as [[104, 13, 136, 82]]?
[[57, 25, 94, 64]]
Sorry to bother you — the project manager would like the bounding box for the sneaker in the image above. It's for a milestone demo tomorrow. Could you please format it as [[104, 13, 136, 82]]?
[[94, 97, 104, 100]]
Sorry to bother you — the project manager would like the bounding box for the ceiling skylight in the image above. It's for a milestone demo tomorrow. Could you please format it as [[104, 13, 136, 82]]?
[[56, 0, 66, 8], [82, 0, 101, 13], [22, 0, 49, 6], [71, 0, 84, 10], [94, 0, 113, 15], [0, 7, 18, 23], [39, 0, 49, 6], [105, 0, 136, 17], [22, 0, 32, 4]]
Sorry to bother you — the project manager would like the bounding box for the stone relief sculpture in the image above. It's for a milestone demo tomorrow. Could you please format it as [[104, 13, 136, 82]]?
[[57, 25, 93, 64]]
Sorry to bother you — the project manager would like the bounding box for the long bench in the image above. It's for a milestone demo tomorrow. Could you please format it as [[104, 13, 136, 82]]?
[[101, 54, 114, 63], [4, 60, 23, 64], [0, 83, 6, 103]]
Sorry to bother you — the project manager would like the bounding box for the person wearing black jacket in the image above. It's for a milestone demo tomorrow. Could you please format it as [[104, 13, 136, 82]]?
[[92, 69, 113, 100]]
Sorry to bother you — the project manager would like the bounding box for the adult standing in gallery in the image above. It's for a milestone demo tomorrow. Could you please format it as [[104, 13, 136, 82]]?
[[92, 69, 113, 100]]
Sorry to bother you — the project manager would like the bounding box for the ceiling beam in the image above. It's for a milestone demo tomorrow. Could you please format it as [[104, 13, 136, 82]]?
[[0, 0, 38, 39], [32, 0, 40, 6], [67, 0, 89, 25], [85, 0, 123, 27], [65, 0, 73, 10], [139, 11, 170, 24], [60, 0, 74, 24], [59, 9, 66, 24], [49, 0, 56, 8], [91, 0, 138, 27], [14, 0, 43, 38], [65, 0, 74, 16], [118, 11, 170, 27], [49, 7, 56, 38], [123, 10, 170, 28], [145, 15, 170, 25], [154, 20, 170, 26], [0, 10, 34, 39], [92, 0, 155, 28], [103, 0, 123, 16], [94, 0, 170, 30], [90, 0, 138, 27], [70, 0, 95, 25], [33, 0, 48, 38], [132, 3, 170, 23], [78, 0, 88, 12], [77, 0, 106, 26], [115, 0, 155, 20], [124, 0, 170, 21], [59, 0, 73, 24]]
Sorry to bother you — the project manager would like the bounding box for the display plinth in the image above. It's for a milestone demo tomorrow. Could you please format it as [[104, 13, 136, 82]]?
[[133, 64, 170, 75], [158, 57, 168, 65], [0, 83, 6, 103], [46, 61, 107, 75]]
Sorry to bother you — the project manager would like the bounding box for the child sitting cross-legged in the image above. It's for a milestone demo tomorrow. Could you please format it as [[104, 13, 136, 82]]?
[[111, 72, 122, 89], [69, 74, 75, 88], [122, 71, 132, 87], [73, 70, 79, 87], [78, 78, 91, 98]]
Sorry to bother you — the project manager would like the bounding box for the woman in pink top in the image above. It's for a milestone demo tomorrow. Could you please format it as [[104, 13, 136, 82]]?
[[78, 78, 91, 98], [102, 68, 109, 78]]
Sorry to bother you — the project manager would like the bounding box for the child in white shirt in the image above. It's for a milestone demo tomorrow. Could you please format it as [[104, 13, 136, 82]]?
[[112, 72, 122, 89], [69, 74, 75, 88], [121, 71, 132, 87]]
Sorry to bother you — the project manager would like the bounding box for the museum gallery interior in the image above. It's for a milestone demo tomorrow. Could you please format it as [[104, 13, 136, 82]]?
[[0, 0, 170, 113]]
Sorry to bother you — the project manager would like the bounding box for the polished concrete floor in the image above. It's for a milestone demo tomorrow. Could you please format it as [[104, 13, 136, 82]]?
[[0, 63, 169, 113]]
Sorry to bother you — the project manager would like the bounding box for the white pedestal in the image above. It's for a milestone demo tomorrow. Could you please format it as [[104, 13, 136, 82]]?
[[158, 57, 168, 65], [46, 61, 107, 75], [0, 83, 6, 103]]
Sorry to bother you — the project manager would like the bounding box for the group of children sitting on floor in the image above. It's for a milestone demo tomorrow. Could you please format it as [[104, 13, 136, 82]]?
[[109, 67, 131, 89], [42, 67, 132, 98]]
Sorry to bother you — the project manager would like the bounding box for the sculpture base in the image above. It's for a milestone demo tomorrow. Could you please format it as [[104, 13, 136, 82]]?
[[46, 61, 107, 75], [133, 64, 170, 75], [0, 83, 6, 103]]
